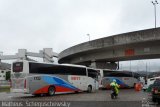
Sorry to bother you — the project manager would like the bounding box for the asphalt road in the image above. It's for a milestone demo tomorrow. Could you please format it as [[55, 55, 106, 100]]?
[[0, 89, 158, 107]]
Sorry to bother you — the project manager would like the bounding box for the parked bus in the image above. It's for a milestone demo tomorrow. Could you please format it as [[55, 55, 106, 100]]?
[[99, 69, 139, 89], [11, 60, 99, 96]]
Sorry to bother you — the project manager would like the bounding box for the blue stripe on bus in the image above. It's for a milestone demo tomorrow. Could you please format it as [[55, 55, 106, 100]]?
[[108, 77, 129, 87], [42, 76, 78, 90]]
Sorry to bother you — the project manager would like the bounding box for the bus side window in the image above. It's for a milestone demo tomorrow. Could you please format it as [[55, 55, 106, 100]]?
[[29, 62, 87, 76]]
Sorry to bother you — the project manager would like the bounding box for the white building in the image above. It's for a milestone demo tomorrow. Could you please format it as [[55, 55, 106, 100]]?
[[0, 62, 11, 81]]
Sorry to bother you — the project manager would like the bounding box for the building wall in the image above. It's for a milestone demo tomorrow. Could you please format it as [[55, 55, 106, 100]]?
[[0, 69, 10, 80]]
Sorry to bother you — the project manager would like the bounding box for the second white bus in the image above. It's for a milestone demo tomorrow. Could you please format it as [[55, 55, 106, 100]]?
[[99, 69, 139, 89]]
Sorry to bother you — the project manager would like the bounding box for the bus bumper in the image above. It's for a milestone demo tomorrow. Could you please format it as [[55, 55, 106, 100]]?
[[11, 89, 29, 94]]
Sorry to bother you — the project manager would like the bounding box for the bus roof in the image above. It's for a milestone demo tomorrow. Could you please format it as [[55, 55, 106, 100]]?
[[60, 63, 87, 68], [13, 60, 87, 68], [149, 76, 160, 80]]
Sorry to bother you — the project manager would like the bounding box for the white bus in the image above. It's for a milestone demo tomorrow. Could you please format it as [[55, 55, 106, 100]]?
[[11, 60, 99, 96], [99, 69, 139, 89]]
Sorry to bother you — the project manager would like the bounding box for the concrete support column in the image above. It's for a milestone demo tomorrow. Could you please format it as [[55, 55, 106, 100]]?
[[90, 60, 96, 68], [17, 49, 27, 60]]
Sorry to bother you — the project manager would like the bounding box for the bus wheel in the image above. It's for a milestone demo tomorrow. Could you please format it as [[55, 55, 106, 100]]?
[[48, 86, 55, 96], [75, 91, 79, 93], [87, 85, 92, 93]]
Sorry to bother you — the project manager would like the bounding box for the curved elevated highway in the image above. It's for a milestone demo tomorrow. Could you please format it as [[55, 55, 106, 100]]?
[[58, 28, 160, 69]]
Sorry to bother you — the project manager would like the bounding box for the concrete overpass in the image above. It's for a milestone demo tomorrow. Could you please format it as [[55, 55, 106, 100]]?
[[58, 28, 160, 69]]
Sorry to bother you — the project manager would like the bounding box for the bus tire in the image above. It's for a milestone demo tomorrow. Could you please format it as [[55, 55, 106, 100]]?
[[48, 86, 55, 96], [33, 94, 41, 97], [75, 91, 79, 93], [87, 85, 92, 93], [133, 83, 136, 88]]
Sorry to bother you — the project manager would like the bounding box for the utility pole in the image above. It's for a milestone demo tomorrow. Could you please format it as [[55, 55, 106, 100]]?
[[87, 34, 90, 42], [130, 60, 131, 72], [130, 61, 134, 77], [146, 62, 148, 79], [0, 51, 3, 64], [151, 0, 159, 28]]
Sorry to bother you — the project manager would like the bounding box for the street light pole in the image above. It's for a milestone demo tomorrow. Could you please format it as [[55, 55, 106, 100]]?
[[0, 51, 2, 63], [146, 62, 148, 79], [130, 60, 131, 72], [151, 0, 158, 28], [87, 34, 90, 42], [0, 51, 3, 56]]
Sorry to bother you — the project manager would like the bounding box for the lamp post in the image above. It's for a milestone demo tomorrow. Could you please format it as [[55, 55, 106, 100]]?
[[0, 51, 2, 64], [130, 60, 134, 77], [151, 0, 159, 28], [87, 34, 90, 42], [146, 62, 148, 79], [0, 51, 3, 56]]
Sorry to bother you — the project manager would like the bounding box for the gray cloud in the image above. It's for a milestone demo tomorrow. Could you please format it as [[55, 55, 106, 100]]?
[[0, 0, 160, 71]]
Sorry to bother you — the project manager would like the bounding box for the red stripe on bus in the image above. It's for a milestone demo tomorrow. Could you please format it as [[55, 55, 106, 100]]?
[[33, 85, 80, 94], [55, 86, 78, 92], [33, 86, 50, 94]]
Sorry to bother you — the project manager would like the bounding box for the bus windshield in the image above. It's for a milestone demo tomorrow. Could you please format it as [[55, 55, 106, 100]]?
[[88, 69, 98, 80]]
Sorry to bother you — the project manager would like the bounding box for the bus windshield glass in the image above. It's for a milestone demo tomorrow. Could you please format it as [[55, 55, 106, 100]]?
[[88, 69, 98, 80]]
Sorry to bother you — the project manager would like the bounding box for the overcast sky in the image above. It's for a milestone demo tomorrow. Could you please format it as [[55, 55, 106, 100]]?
[[0, 0, 160, 71]]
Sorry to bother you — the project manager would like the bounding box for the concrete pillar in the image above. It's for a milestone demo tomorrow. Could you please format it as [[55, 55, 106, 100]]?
[[90, 60, 96, 68], [17, 49, 27, 60], [43, 48, 54, 63]]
